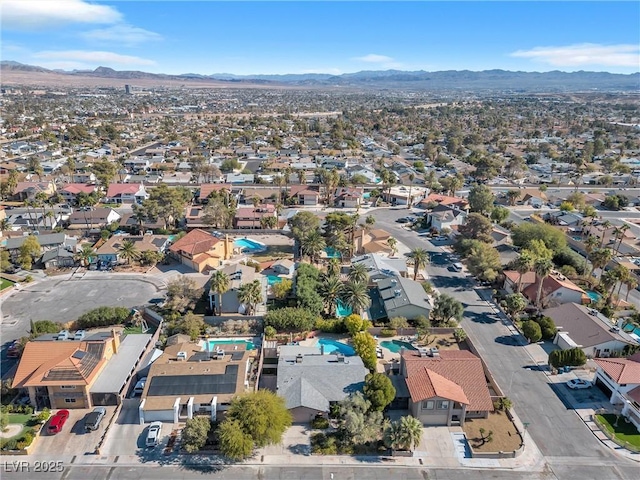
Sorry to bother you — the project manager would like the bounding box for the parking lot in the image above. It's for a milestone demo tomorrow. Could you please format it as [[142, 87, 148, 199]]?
[[36, 406, 115, 456]]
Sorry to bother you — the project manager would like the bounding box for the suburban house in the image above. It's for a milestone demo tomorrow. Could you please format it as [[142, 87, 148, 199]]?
[[289, 185, 321, 206], [593, 353, 640, 430], [373, 275, 433, 321], [426, 205, 467, 232], [399, 349, 494, 426], [208, 263, 268, 314], [353, 228, 395, 256], [4, 233, 77, 260], [418, 193, 469, 211], [544, 303, 638, 358], [519, 189, 548, 207], [168, 229, 233, 273], [276, 345, 368, 423], [234, 204, 277, 229], [271, 259, 295, 276], [68, 208, 121, 230], [502, 270, 589, 307], [10, 182, 56, 202], [41, 246, 76, 269], [139, 341, 252, 424], [105, 183, 149, 204], [198, 184, 232, 203], [333, 187, 363, 208], [383, 186, 426, 207], [13, 330, 151, 409], [59, 184, 100, 204], [352, 253, 409, 283], [95, 234, 171, 264]]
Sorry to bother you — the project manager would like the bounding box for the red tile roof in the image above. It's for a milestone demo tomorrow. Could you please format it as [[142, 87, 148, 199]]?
[[169, 228, 219, 256], [61, 184, 97, 195], [199, 184, 231, 200], [402, 350, 494, 412], [595, 355, 640, 385], [106, 183, 142, 197], [522, 273, 586, 301]]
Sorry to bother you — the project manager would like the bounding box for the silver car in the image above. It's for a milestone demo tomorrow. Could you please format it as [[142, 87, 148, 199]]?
[[146, 421, 162, 447]]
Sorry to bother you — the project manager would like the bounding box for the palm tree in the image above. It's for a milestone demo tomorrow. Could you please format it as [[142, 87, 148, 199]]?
[[119, 240, 140, 265], [514, 251, 534, 293], [625, 277, 638, 301], [364, 215, 376, 230], [387, 237, 398, 257], [237, 279, 263, 315], [318, 275, 344, 316], [297, 169, 306, 185], [384, 416, 423, 452], [406, 173, 415, 209], [76, 244, 96, 267], [340, 280, 371, 316], [506, 190, 521, 206], [327, 257, 341, 277], [589, 248, 613, 284], [599, 220, 612, 248], [301, 230, 326, 265], [614, 224, 630, 255], [409, 248, 429, 281], [0, 218, 10, 231], [583, 235, 600, 276], [349, 213, 359, 256], [348, 262, 369, 285], [601, 269, 619, 306], [251, 196, 261, 230], [534, 258, 554, 307], [210, 270, 230, 315]]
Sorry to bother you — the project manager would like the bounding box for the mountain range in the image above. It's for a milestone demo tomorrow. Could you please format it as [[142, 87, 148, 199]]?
[[2, 61, 639, 92]]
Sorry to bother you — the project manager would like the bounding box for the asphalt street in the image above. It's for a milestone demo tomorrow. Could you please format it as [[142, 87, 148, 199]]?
[[367, 207, 639, 479]]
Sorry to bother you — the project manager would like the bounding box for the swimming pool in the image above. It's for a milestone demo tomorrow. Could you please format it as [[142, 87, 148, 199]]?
[[336, 301, 352, 317], [317, 338, 356, 356], [267, 274, 283, 286], [208, 339, 255, 351], [586, 290, 602, 303], [234, 238, 267, 252], [325, 247, 341, 258], [379, 340, 418, 353]]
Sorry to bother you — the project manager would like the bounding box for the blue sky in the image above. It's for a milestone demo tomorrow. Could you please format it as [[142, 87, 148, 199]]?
[[2, 1, 639, 75]]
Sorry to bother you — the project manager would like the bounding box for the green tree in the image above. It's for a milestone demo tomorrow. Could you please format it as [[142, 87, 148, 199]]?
[[506, 189, 521, 206], [431, 294, 464, 326], [389, 316, 409, 330], [289, 211, 321, 244], [468, 184, 495, 215], [318, 275, 344, 316], [491, 206, 510, 224], [182, 416, 211, 453], [458, 213, 494, 243], [504, 293, 528, 317], [18, 235, 41, 270], [363, 373, 396, 411], [91, 160, 117, 189], [140, 250, 164, 268], [511, 223, 566, 254], [384, 416, 423, 452], [264, 325, 277, 339], [179, 312, 205, 341], [534, 258, 554, 307], [218, 419, 254, 460], [118, 239, 140, 265], [271, 278, 292, 299], [466, 242, 502, 282], [348, 262, 369, 285], [237, 280, 263, 315], [166, 276, 203, 313], [340, 280, 371, 317], [387, 237, 398, 256], [408, 247, 429, 281], [336, 392, 386, 444], [344, 314, 368, 336], [513, 251, 535, 293], [522, 320, 542, 343], [30, 319, 62, 336], [453, 328, 467, 343], [264, 307, 317, 332], [352, 331, 378, 371]]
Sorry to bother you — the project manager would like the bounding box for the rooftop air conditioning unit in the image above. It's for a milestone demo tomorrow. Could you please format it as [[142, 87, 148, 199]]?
[[176, 351, 187, 361], [391, 279, 397, 286], [394, 290, 401, 296], [417, 347, 429, 357]]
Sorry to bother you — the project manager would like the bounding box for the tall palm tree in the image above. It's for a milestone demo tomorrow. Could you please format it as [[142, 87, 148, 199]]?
[[625, 277, 638, 302], [387, 237, 398, 257], [251, 195, 261, 230], [318, 275, 344, 316], [514, 251, 534, 293], [601, 269, 619, 306], [599, 220, 612, 248], [297, 169, 306, 185], [327, 257, 341, 277], [237, 279, 263, 315], [409, 247, 429, 281], [406, 173, 415, 209], [210, 270, 230, 315], [614, 224, 630, 255], [76, 244, 96, 267], [588, 248, 613, 283], [301, 230, 326, 265], [383, 416, 423, 452], [348, 262, 368, 285], [340, 280, 371, 317], [119, 240, 140, 265], [583, 235, 600, 276], [534, 258, 554, 307], [349, 213, 360, 256]]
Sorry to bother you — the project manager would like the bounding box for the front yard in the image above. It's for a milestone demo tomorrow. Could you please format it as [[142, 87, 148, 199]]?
[[596, 414, 640, 449], [0, 278, 15, 291], [463, 411, 522, 453]]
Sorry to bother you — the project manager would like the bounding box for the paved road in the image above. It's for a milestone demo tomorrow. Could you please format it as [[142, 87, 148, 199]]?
[[368, 207, 638, 478]]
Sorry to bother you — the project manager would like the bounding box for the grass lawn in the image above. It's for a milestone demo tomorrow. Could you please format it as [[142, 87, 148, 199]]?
[[0, 278, 15, 291], [123, 325, 143, 335], [2, 414, 37, 439], [596, 414, 640, 448]]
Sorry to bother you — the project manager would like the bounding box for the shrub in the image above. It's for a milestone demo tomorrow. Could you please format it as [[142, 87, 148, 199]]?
[[314, 318, 346, 334], [35, 408, 50, 424], [2, 439, 17, 451], [522, 320, 542, 343], [264, 326, 277, 339], [379, 328, 397, 337], [76, 306, 131, 329], [549, 348, 587, 368], [311, 432, 338, 455], [493, 397, 513, 411], [264, 307, 317, 332], [534, 316, 557, 340], [389, 317, 409, 330], [311, 416, 330, 429]]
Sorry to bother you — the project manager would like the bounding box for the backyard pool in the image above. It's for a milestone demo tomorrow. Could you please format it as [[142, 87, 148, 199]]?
[[234, 237, 267, 252], [208, 339, 255, 351], [325, 247, 341, 258], [586, 290, 602, 303], [379, 340, 418, 353], [267, 274, 283, 285], [317, 338, 356, 356], [336, 301, 352, 317]]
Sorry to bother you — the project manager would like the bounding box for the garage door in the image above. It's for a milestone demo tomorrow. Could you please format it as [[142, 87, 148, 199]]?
[[143, 410, 175, 423], [595, 378, 612, 399], [91, 392, 119, 406]]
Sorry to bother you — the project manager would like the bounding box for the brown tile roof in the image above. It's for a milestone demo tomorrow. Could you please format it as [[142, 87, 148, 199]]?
[[402, 350, 494, 412], [199, 184, 231, 201], [169, 228, 219, 256], [504, 270, 536, 286], [595, 355, 640, 384], [521, 272, 586, 301]]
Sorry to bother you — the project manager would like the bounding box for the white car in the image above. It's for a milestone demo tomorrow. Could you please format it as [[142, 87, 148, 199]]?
[[567, 379, 591, 390], [146, 421, 162, 447]]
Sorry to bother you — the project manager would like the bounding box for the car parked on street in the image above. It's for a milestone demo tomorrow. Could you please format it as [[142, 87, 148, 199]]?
[[47, 409, 70, 435], [567, 378, 592, 389], [84, 407, 107, 431]]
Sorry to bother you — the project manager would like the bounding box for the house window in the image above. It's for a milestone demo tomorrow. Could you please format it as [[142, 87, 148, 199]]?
[[60, 386, 76, 390], [64, 398, 76, 404], [438, 401, 450, 410], [422, 400, 434, 410]]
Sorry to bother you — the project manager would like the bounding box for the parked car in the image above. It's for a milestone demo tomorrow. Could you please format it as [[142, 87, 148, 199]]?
[[47, 410, 70, 435], [84, 407, 107, 431], [146, 421, 162, 447], [567, 379, 592, 390], [133, 377, 147, 396], [7, 340, 22, 359]]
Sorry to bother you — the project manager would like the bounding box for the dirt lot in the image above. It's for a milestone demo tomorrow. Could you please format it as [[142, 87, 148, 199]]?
[[415, 333, 467, 351], [463, 411, 523, 453]]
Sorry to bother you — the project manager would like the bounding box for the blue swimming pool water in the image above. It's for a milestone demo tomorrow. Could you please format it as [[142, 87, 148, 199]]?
[[336, 301, 352, 317], [379, 340, 418, 353], [208, 339, 255, 351], [317, 338, 356, 356], [586, 290, 602, 302], [325, 247, 341, 258], [234, 238, 265, 251], [267, 274, 283, 286]]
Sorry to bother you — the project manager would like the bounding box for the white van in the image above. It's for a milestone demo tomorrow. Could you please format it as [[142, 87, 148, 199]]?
[[452, 262, 463, 272]]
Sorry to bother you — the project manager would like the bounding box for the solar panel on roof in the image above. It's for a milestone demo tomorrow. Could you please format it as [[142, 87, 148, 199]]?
[[72, 350, 86, 359], [231, 352, 244, 361], [147, 373, 238, 396]]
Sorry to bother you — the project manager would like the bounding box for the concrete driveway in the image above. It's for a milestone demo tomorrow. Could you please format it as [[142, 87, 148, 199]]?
[[259, 425, 310, 456], [100, 399, 159, 456], [36, 407, 114, 456]]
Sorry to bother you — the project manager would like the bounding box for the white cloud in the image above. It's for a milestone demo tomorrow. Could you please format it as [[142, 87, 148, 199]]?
[[1, 0, 122, 29], [33, 50, 156, 67], [81, 24, 162, 45], [511, 43, 640, 68], [354, 54, 395, 63]]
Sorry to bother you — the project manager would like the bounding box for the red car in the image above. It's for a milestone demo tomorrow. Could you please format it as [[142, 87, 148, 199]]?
[[47, 410, 70, 434]]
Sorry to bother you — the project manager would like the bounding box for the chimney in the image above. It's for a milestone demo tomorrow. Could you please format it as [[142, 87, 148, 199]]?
[[111, 328, 120, 354]]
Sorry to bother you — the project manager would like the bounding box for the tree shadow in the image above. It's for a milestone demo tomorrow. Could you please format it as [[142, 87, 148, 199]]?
[[494, 335, 522, 346], [287, 443, 310, 455], [464, 311, 499, 324]]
